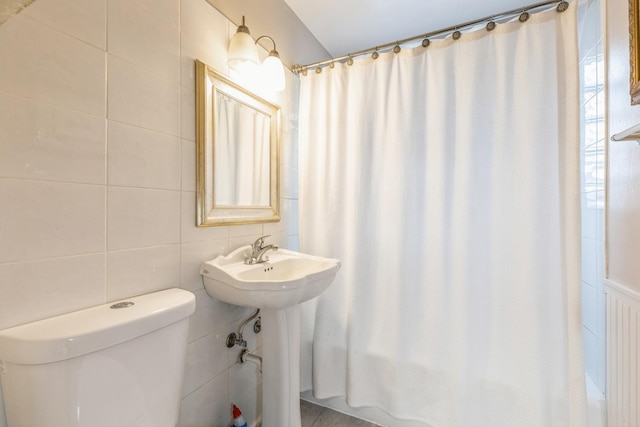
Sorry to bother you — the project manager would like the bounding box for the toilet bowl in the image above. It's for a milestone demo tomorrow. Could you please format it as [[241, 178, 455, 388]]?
[[0, 288, 195, 427]]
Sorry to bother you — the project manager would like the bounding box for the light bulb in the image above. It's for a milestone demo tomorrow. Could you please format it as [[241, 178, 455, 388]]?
[[262, 51, 285, 91]]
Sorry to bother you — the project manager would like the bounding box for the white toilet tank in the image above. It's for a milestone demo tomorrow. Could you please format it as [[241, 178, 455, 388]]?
[[0, 288, 196, 427]]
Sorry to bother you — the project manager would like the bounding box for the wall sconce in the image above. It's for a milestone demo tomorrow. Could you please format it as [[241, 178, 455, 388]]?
[[228, 16, 285, 91]]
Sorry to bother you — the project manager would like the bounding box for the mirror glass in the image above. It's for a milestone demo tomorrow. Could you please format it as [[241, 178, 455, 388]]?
[[196, 60, 280, 226]]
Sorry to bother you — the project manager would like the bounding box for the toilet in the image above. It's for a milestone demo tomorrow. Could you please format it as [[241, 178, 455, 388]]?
[[0, 288, 195, 427]]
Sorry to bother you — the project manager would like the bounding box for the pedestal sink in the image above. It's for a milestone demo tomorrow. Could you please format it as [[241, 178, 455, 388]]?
[[200, 245, 340, 427]]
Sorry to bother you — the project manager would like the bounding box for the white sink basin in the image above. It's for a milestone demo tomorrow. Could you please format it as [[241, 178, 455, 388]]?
[[200, 246, 340, 309]]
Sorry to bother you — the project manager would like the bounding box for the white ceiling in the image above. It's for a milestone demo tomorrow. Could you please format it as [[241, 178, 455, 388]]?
[[282, 0, 544, 59]]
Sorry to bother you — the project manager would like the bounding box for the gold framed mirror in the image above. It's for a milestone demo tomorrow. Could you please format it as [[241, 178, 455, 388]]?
[[631, 0, 640, 104], [195, 60, 280, 226]]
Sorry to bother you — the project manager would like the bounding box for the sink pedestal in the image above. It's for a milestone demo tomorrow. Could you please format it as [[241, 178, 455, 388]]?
[[261, 305, 302, 427], [199, 245, 340, 426]]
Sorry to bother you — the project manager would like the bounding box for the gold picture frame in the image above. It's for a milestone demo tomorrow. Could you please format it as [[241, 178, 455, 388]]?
[[195, 60, 281, 227], [631, 0, 640, 104]]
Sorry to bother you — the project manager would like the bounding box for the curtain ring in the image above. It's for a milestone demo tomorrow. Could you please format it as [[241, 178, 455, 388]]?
[[329, 61, 335, 69], [301, 67, 308, 76], [519, 11, 530, 22], [315, 67, 322, 74], [372, 48, 379, 59], [486, 20, 496, 31], [393, 43, 401, 53], [556, 1, 569, 12], [347, 56, 354, 66], [422, 37, 430, 47], [452, 29, 461, 40]]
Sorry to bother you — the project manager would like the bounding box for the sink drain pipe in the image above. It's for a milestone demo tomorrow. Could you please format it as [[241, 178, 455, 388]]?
[[239, 349, 262, 373], [226, 308, 261, 348]]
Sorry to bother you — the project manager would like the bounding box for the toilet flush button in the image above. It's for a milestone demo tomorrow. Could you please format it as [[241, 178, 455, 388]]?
[[110, 302, 135, 309]]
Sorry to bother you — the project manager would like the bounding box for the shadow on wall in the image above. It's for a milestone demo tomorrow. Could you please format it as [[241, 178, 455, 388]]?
[[0, 0, 36, 25]]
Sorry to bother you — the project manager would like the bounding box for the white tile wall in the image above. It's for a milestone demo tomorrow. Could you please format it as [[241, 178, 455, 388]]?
[[578, 0, 606, 394], [0, 1, 300, 426], [0, 93, 106, 184], [0, 15, 106, 115]]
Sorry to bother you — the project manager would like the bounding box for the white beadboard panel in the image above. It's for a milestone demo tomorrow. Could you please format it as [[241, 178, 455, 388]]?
[[0, 179, 105, 263], [106, 244, 180, 301], [0, 15, 106, 116], [107, 55, 180, 136], [187, 289, 234, 342], [107, 121, 181, 190], [107, 187, 180, 250], [0, 93, 106, 184], [0, 254, 105, 330], [182, 329, 232, 398], [21, 0, 106, 49], [180, 0, 229, 90], [107, 0, 180, 82], [181, 88, 196, 142], [179, 371, 230, 427], [128, 0, 179, 28], [181, 140, 196, 191], [606, 279, 640, 427], [180, 191, 229, 243], [180, 238, 228, 292]]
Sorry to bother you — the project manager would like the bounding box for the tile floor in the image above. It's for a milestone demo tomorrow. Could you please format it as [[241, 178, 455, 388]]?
[[300, 400, 380, 427]]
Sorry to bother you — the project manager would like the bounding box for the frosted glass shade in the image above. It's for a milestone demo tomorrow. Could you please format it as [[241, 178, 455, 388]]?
[[228, 31, 259, 73], [262, 53, 285, 92]]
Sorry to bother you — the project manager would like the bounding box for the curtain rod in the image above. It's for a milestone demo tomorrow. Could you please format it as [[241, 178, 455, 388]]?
[[292, 0, 569, 74]]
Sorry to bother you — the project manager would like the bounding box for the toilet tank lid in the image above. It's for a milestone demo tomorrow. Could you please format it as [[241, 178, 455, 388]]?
[[0, 288, 196, 365]]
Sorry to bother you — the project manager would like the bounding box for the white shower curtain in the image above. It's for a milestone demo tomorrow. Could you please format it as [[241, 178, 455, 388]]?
[[299, 6, 587, 427]]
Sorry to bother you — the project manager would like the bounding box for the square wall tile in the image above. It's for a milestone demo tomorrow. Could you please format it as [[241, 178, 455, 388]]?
[[107, 187, 180, 250], [108, 121, 181, 190], [0, 179, 105, 263], [183, 330, 232, 397], [0, 254, 105, 329], [583, 327, 597, 381], [181, 140, 196, 191], [0, 93, 106, 184], [22, 0, 106, 49], [0, 15, 106, 116], [107, 244, 180, 301], [180, 191, 229, 243], [180, 238, 228, 292], [229, 362, 262, 408], [128, 0, 179, 28], [108, 0, 180, 82], [181, 89, 196, 142], [107, 55, 180, 136], [180, 0, 229, 89], [581, 282, 597, 334], [187, 289, 233, 342], [581, 237, 597, 286], [179, 371, 229, 427]]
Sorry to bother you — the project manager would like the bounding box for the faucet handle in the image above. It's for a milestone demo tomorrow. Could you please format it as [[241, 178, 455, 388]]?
[[252, 234, 271, 250]]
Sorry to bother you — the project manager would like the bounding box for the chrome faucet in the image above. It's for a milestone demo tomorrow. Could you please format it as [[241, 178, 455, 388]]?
[[245, 235, 279, 264]]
